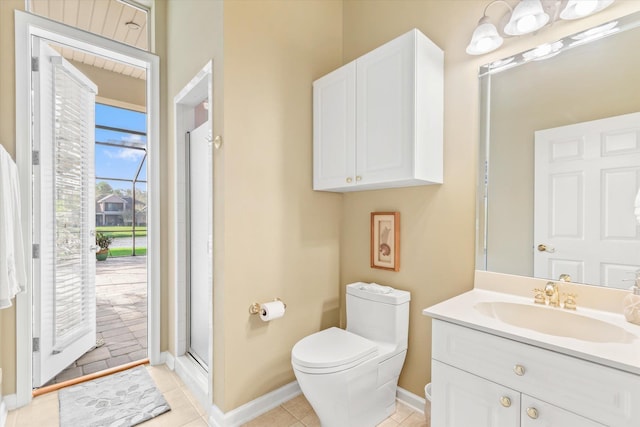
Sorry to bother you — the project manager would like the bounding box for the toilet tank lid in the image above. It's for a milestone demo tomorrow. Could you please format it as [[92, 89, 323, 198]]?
[[346, 282, 411, 304]]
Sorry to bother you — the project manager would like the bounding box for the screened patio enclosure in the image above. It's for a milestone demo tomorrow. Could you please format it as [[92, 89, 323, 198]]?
[[95, 103, 147, 255]]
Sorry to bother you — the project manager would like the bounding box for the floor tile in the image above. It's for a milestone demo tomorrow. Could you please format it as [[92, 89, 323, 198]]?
[[281, 394, 313, 420], [390, 401, 413, 423], [398, 412, 428, 427], [378, 419, 400, 427], [241, 406, 298, 427]]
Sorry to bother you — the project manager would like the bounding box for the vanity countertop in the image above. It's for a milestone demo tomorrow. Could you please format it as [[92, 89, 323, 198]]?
[[423, 288, 640, 376]]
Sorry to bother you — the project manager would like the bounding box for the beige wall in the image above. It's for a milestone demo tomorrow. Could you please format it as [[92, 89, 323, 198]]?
[[165, 0, 343, 411], [339, 0, 640, 399]]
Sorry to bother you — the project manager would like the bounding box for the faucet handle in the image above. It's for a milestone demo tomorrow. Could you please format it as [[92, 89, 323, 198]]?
[[544, 281, 557, 295], [563, 293, 577, 310], [533, 288, 546, 304]]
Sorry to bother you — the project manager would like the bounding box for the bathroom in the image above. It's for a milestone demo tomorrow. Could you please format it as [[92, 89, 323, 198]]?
[[1, 0, 640, 426]]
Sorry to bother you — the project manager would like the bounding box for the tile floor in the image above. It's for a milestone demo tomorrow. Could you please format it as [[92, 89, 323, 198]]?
[[240, 394, 428, 427], [10, 362, 427, 427], [45, 256, 148, 385], [6, 365, 208, 427]]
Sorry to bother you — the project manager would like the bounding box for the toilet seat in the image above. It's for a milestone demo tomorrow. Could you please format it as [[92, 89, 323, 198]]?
[[292, 327, 378, 374]]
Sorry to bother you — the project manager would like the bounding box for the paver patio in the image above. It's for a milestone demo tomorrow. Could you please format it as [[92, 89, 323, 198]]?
[[43, 255, 147, 386]]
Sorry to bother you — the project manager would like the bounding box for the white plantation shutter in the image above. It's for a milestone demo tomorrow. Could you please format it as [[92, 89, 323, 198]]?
[[51, 58, 96, 350], [33, 38, 98, 387]]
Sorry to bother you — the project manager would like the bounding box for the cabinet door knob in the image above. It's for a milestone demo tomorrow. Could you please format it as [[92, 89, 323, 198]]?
[[356, 175, 362, 181], [526, 407, 539, 419], [513, 364, 526, 376], [499, 396, 511, 408], [346, 177, 353, 183]]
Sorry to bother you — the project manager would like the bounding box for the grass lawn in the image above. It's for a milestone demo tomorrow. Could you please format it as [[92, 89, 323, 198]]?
[[96, 226, 147, 238], [108, 247, 147, 257]]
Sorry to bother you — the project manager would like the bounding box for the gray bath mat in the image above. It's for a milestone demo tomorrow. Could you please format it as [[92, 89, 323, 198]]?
[[58, 365, 170, 427]]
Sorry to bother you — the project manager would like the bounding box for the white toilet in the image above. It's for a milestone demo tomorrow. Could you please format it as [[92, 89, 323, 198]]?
[[291, 282, 411, 427]]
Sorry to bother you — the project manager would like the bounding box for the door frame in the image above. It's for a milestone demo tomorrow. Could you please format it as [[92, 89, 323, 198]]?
[[173, 60, 213, 409], [15, 10, 160, 407]]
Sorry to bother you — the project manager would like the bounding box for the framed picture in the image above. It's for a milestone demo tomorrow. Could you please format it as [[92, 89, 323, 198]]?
[[370, 212, 400, 271]]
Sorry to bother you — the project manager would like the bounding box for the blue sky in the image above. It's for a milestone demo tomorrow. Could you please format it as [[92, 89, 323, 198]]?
[[95, 104, 147, 191]]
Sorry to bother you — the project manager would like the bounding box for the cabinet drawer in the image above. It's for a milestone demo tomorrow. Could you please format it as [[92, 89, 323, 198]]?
[[432, 320, 640, 426]]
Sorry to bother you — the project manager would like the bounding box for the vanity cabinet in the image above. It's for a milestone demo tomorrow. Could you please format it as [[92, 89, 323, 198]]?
[[312, 29, 443, 192], [431, 320, 640, 427]]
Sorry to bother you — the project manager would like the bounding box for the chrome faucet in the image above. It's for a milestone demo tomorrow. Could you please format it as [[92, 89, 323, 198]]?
[[544, 281, 560, 307]]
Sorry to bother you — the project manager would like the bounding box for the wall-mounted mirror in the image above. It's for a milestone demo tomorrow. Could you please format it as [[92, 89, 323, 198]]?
[[477, 11, 640, 289]]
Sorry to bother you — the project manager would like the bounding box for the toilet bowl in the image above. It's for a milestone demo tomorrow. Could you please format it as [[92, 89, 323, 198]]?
[[291, 282, 411, 427]]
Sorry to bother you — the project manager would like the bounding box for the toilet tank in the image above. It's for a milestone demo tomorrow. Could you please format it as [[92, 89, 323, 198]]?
[[345, 282, 411, 349]]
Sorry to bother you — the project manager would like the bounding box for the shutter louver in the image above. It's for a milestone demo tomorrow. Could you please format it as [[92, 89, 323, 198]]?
[[51, 59, 96, 352]]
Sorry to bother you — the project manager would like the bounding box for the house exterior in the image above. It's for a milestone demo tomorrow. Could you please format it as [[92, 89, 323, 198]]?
[[95, 194, 146, 226], [95, 194, 127, 226]]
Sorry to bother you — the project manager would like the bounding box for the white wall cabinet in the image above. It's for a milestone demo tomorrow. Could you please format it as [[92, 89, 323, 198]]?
[[313, 29, 443, 192], [431, 320, 639, 427]]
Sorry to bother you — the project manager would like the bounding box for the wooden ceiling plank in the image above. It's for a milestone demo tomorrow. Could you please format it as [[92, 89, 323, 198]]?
[[63, 0, 81, 28], [48, 0, 64, 23], [89, 0, 110, 35], [102, 0, 125, 42], [76, 0, 95, 31], [31, 0, 48, 16]]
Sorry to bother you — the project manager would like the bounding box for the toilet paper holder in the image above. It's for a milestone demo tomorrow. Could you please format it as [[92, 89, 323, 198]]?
[[249, 298, 287, 315]]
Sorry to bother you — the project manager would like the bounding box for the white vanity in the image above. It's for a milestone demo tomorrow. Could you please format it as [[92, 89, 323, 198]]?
[[423, 272, 640, 427]]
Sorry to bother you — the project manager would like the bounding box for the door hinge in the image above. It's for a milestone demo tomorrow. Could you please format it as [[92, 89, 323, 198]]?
[[32, 243, 40, 259], [31, 57, 39, 72], [33, 337, 40, 352], [32, 150, 40, 166]]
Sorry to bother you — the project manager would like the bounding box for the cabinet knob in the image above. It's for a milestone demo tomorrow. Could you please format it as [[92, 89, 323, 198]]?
[[346, 177, 353, 183], [356, 175, 362, 181], [513, 364, 526, 376], [499, 396, 511, 408], [526, 407, 539, 419]]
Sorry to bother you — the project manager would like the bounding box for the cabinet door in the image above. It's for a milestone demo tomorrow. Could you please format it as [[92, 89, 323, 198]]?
[[521, 395, 605, 427], [313, 62, 356, 190], [356, 31, 414, 185], [432, 360, 520, 427]]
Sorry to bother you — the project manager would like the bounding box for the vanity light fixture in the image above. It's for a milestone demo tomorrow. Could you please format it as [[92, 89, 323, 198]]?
[[467, 0, 615, 55], [560, 0, 614, 20], [466, 0, 511, 55], [503, 0, 549, 35]]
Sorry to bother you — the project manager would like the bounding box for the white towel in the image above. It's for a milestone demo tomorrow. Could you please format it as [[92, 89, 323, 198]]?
[[0, 145, 26, 309], [635, 188, 640, 225]]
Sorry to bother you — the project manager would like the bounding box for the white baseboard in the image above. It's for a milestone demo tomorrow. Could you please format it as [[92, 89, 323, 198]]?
[[0, 398, 6, 427], [3, 395, 16, 411], [161, 350, 175, 370], [396, 386, 426, 414], [208, 381, 301, 427], [174, 355, 208, 411]]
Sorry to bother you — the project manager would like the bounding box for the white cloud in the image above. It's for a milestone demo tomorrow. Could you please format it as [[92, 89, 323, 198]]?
[[105, 148, 145, 161]]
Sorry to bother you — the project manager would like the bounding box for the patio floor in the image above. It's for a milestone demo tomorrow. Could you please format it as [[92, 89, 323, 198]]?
[[44, 255, 148, 386]]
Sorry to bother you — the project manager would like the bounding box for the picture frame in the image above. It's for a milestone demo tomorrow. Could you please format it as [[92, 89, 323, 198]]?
[[370, 212, 400, 271]]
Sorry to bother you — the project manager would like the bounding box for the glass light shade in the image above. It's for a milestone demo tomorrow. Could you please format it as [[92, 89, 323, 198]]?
[[504, 0, 550, 36], [466, 17, 504, 55], [560, 0, 614, 20]]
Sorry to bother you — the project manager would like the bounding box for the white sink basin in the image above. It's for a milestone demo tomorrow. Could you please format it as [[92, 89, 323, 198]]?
[[474, 301, 637, 344]]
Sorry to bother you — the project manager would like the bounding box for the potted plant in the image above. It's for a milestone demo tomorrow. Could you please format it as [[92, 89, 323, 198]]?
[[95, 232, 113, 261]]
